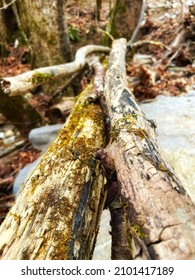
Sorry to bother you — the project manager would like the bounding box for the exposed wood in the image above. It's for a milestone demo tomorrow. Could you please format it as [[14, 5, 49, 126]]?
[[103, 38, 195, 260], [0, 79, 106, 259], [109, 194, 133, 260], [46, 97, 75, 123], [0, 45, 110, 97]]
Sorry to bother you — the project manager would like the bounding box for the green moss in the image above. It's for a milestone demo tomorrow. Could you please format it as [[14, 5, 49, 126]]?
[[110, 114, 148, 142], [31, 71, 54, 85], [29, 83, 106, 196], [131, 224, 147, 239], [47, 36, 57, 45]]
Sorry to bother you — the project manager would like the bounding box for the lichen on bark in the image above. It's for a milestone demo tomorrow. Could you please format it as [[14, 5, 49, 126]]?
[[0, 83, 106, 260]]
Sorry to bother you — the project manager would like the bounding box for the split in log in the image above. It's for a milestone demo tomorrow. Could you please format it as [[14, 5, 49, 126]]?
[[0, 45, 110, 97], [0, 62, 107, 259], [102, 38, 195, 260]]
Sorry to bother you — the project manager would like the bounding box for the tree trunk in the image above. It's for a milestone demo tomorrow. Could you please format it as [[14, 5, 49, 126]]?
[[0, 0, 17, 55], [109, 0, 143, 42], [16, 0, 72, 68], [0, 2, 7, 55], [103, 38, 195, 259], [96, 0, 102, 20], [0, 78, 106, 259]]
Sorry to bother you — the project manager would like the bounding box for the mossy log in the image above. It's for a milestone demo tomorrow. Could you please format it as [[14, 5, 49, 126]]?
[[0, 45, 109, 97], [103, 38, 195, 259], [0, 83, 106, 259]]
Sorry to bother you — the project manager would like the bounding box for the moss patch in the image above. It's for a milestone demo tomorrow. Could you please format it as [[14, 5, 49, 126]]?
[[31, 71, 54, 85]]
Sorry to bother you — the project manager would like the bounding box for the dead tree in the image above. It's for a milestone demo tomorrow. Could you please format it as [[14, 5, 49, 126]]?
[[102, 38, 195, 260], [0, 67, 106, 259]]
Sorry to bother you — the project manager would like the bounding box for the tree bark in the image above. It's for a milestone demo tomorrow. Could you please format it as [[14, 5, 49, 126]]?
[[0, 80, 106, 259], [109, 0, 143, 42], [0, 45, 110, 96], [16, 0, 72, 68], [103, 38, 195, 260]]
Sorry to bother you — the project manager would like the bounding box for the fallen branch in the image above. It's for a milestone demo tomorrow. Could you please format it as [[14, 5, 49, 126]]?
[[0, 72, 106, 259], [127, 40, 169, 51], [0, 45, 110, 97], [103, 38, 195, 260], [0, 140, 26, 159], [46, 97, 75, 123]]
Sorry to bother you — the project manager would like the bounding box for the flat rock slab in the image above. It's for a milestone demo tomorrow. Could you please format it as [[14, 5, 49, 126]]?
[[140, 90, 195, 202]]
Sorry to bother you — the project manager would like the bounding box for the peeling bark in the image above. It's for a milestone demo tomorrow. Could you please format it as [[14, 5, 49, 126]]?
[[0, 82, 106, 259], [104, 38, 195, 260]]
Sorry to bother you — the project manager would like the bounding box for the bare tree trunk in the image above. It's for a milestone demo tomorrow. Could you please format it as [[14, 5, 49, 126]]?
[[96, 0, 102, 20], [0, 0, 17, 55], [0, 78, 106, 259], [109, 0, 143, 42], [103, 38, 195, 259], [16, 0, 72, 68]]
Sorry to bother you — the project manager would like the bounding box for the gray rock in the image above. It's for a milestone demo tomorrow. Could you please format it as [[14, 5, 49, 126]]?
[[140, 90, 195, 202], [29, 123, 63, 151], [13, 157, 42, 196]]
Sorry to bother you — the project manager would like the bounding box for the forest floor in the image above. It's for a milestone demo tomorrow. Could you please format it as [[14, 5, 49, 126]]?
[[0, 0, 195, 225]]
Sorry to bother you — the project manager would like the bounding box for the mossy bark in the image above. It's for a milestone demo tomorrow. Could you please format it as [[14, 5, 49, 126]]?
[[104, 38, 195, 260], [16, 0, 72, 68], [0, 83, 106, 260], [0, 45, 110, 97]]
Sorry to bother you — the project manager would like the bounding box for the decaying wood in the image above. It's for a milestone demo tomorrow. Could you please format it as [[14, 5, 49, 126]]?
[[0, 79, 106, 259], [104, 38, 195, 259], [0, 45, 110, 97], [46, 97, 76, 123], [0, 139, 26, 159]]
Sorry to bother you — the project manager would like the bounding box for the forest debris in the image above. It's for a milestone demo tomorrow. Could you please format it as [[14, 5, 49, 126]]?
[[0, 45, 110, 97], [0, 114, 6, 125], [103, 38, 195, 259], [46, 97, 75, 123], [0, 64, 107, 260]]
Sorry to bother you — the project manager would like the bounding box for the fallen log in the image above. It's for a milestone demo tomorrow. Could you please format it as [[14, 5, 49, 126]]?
[[0, 75, 106, 259], [103, 38, 195, 259], [0, 45, 110, 97]]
